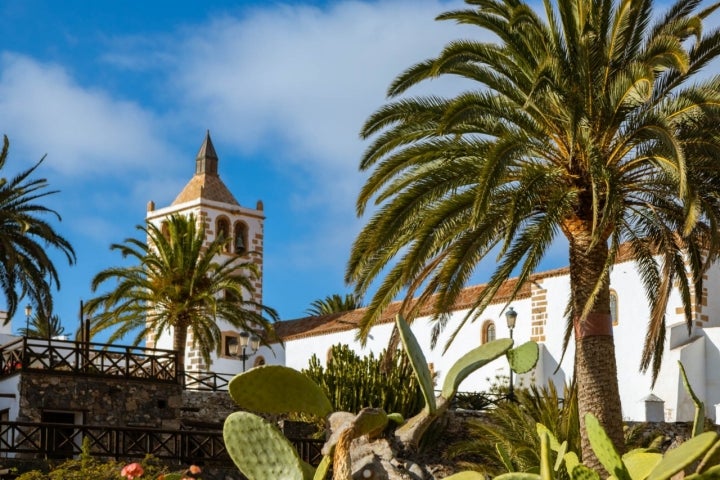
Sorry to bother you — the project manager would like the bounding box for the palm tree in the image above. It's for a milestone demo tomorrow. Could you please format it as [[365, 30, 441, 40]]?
[[305, 293, 363, 316], [19, 308, 65, 339], [0, 135, 75, 319], [85, 213, 279, 374], [347, 0, 720, 465]]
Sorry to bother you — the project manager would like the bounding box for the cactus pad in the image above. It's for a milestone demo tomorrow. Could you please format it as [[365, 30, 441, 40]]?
[[647, 431, 719, 480], [444, 473, 493, 480], [223, 411, 304, 480], [622, 451, 661, 480], [396, 314, 437, 413], [570, 465, 600, 480], [441, 338, 513, 399], [584, 413, 630, 480], [507, 341, 539, 374], [493, 473, 542, 480], [228, 365, 332, 417]]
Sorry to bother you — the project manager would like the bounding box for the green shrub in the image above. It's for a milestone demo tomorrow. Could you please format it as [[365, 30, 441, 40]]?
[[302, 343, 425, 419], [448, 381, 579, 478]]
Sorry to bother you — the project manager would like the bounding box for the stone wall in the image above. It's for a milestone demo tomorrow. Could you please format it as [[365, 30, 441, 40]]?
[[19, 373, 183, 428], [180, 390, 238, 427]]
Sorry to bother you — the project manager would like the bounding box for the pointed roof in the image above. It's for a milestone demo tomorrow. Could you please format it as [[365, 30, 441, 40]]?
[[171, 131, 240, 206]]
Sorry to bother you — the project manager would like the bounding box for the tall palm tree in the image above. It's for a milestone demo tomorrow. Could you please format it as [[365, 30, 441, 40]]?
[[85, 213, 279, 374], [0, 135, 75, 319], [347, 0, 720, 465], [20, 308, 65, 339], [305, 293, 363, 316]]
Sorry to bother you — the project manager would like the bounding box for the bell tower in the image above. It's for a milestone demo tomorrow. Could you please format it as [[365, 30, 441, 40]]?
[[145, 131, 266, 370]]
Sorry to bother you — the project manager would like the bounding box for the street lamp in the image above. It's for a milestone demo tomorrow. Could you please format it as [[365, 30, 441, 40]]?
[[24, 304, 32, 336], [229, 331, 260, 372], [505, 306, 517, 401]]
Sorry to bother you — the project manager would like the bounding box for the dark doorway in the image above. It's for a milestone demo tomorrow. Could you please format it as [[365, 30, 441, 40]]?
[[41, 411, 77, 459]]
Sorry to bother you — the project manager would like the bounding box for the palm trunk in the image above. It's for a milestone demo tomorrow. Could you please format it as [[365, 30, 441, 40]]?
[[173, 321, 189, 383], [566, 220, 624, 470]]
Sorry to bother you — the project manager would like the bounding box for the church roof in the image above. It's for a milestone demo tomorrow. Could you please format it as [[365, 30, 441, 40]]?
[[171, 131, 240, 206], [275, 242, 639, 341], [275, 276, 533, 341]]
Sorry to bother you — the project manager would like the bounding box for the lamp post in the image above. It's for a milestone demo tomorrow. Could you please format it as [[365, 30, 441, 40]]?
[[24, 304, 32, 337], [505, 306, 517, 402], [229, 331, 260, 372]]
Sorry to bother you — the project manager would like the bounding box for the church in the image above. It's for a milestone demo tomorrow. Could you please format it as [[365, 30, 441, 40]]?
[[144, 132, 720, 425]]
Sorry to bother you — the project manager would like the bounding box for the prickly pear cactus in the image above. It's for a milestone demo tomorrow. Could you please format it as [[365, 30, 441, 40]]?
[[646, 431, 718, 480], [224, 411, 307, 480], [584, 413, 630, 480], [621, 451, 661, 480], [441, 338, 514, 399], [569, 464, 600, 480], [228, 364, 333, 417], [443, 472, 489, 479], [507, 341, 540, 374]]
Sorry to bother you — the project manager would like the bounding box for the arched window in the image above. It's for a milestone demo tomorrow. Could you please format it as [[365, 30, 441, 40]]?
[[481, 321, 496, 344], [216, 217, 230, 252], [253, 356, 266, 367], [234, 222, 248, 255], [610, 290, 619, 326]]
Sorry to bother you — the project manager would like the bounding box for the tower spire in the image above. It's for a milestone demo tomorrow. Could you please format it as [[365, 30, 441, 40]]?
[[195, 130, 219, 176]]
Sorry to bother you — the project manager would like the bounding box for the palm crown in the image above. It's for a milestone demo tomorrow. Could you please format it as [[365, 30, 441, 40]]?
[[86, 213, 278, 373], [348, 0, 720, 462]]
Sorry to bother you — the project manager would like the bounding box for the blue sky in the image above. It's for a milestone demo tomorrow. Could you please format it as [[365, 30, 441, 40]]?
[[0, 0, 489, 337]]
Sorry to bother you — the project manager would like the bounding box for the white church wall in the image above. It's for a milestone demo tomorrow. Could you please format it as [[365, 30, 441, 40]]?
[[705, 327, 720, 420]]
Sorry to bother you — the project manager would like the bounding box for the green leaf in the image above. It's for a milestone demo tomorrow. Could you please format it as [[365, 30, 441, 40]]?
[[441, 338, 513, 399], [224, 411, 304, 480], [396, 314, 436, 412], [228, 365, 333, 417], [648, 431, 719, 480], [507, 341, 540, 374], [585, 413, 630, 480]]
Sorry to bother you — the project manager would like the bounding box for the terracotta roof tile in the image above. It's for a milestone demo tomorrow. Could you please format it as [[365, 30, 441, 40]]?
[[275, 241, 639, 341]]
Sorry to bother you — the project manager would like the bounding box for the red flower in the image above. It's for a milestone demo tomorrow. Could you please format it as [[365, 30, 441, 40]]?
[[121, 462, 144, 479]]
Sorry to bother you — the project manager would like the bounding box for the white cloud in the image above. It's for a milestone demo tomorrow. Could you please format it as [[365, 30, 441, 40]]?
[[0, 52, 175, 177], [166, 0, 473, 197]]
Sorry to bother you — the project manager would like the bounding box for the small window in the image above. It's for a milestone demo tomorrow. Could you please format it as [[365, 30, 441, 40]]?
[[216, 218, 230, 252], [481, 321, 496, 344], [234, 222, 248, 255], [253, 356, 265, 367], [610, 290, 619, 326]]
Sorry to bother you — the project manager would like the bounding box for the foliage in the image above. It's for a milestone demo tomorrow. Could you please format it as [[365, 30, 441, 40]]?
[[15, 439, 175, 479], [302, 343, 425, 418], [19, 307, 65, 339], [347, 0, 720, 462], [222, 314, 539, 479], [85, 213, 279, 372], [305, 293, 363, 316], [0, 135, 75, 319], [450, 382, 579, 478]]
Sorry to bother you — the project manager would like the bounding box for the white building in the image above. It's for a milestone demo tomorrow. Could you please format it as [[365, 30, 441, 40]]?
[[275, 250, 720, 424], [155, 132, 720, 424]]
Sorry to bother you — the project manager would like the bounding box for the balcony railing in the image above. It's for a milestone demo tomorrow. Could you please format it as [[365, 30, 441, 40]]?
[[0, 338, 253, 391], [0, 338, 178, 383], [0, 421, 324, 466]]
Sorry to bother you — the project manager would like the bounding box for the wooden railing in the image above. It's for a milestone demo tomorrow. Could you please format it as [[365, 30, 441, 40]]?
[[0, 338, 178, 383], [0, 421, 324, 466], [184, 371, 235, 391]]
